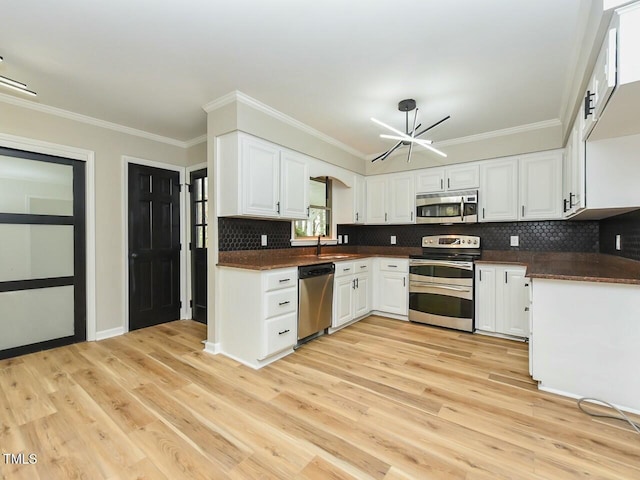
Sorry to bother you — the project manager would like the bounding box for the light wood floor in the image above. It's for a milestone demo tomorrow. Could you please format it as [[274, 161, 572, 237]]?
[[1, 316, 639, 479]]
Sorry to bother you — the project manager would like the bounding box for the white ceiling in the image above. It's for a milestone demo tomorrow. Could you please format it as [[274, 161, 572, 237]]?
[[1, 0, 592, 157]]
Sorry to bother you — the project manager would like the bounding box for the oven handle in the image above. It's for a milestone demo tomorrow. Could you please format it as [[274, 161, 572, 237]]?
[[410, 281, 471, 292], [410, 259, 473, 270]]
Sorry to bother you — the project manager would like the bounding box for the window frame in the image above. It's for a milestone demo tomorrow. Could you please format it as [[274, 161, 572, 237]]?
[[291, 176, 338, 246]]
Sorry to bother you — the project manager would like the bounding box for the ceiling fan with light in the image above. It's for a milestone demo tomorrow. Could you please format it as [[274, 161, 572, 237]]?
[[371, 99, 449, 163]]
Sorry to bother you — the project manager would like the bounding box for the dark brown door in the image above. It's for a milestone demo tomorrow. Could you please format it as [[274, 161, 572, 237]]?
[[128, 164, 181, 330], [190, 169, 208, 324]]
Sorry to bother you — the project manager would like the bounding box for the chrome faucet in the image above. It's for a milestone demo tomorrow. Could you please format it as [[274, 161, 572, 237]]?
[[316, 235, 322, 255]]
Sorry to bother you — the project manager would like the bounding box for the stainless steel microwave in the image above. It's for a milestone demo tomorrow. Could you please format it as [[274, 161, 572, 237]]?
[[415, 190, 478, 224]]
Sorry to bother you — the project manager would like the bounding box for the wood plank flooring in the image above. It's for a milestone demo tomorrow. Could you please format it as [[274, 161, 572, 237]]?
[[1, 316, 639, 479]]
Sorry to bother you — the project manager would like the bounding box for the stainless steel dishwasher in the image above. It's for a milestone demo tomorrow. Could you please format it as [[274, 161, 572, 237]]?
[[297, 263, 335, 342]]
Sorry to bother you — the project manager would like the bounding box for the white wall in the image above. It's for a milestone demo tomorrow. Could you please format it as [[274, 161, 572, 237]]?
[[0, 100, 189, 334]]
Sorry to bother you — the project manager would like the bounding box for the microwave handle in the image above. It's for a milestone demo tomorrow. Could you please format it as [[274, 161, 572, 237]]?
[[460, 197, 464, 222]]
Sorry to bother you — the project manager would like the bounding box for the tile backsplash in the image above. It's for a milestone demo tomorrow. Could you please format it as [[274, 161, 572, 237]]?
[[219, 216, 601, 252], [338, 220, 600, 252], [599, 210, 640, 261], [218, 217, 292, 251]]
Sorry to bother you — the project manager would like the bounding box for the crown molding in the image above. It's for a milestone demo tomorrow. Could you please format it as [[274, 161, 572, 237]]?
[[183, 134, 207, 147], [436, 119, 562, 148], [0, 92, 194, 148], [203, 90, 367, 159]]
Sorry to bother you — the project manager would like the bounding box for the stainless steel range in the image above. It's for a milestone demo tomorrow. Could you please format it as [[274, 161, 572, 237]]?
[[409, 235, 481, 332]]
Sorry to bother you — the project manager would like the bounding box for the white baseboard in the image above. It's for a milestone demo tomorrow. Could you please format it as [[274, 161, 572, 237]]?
[[538, 384, 640, 416], [95, 326, 126, 341], [203, 341, 221, 355], [370, 310, 409, 321]]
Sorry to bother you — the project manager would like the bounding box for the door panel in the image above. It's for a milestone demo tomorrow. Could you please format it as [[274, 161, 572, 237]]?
[[190, 169, 208, 324], [128, 164, 181, 330], [0, 147, 86, 360]]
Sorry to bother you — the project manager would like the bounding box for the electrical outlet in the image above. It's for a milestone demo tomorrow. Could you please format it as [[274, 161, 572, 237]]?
[[344, 235, 349, 244], [390, 235, 397, 245], [261, 234, 267, 247], [338, 235, 343, 244], [616, 234, 621, 251], [510, 235, 519, 247]]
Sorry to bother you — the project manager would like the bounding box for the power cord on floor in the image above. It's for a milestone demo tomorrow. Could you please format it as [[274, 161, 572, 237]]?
[[578, 397, 640, 434]]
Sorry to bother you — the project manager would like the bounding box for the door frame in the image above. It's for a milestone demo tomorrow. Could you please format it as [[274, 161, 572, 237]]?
[[185, 162, 207, 321], [122, 155, 188, 332], [0, 133, 97, 341]]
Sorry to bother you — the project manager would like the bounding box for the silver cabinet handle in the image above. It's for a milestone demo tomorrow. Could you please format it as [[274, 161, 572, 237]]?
[[448, 178, 450, 189], [278, 300, 290, 306], [522, 205, 525, 217], [278, 329, 290, 335], [440, 178, 443, 190], [277, 201, 281, 214], [343, 268, 351, 272], [355, 212, 359, 221], [307, 206, 310, 217], [352, 279, 356, 289], [279, 278, 291, 283], [411, 211, 414, 221], [360, 265, 366, 269], [403, 277, 406, 287], [385, 212, 388, 222], [387, 265, 397, 268], [505, 272, 508, 283]]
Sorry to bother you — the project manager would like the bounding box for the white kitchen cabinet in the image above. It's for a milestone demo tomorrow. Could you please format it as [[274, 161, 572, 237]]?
[[583, 25, 618, 140], [353, 174, 366, 224], [219, 266, 298, 369], [374, 259, 409, 317], [479, 151, 562, 222], [563, 109, 586, 218], [479, 158, 519, 222], [519, 151, 563, 220], [280, 150, 310, 219], [475, 263, 530, 338], [332, 259, 371, 330], [415, 164, 479, 193], [218, 131, 310, 220], [365, 173, 415, 224]]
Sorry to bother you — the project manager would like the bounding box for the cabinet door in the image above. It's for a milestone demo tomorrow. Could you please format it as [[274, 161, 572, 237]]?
[[280, 150, 309, 220], [333, 276, 354, 328], [388, 173, 415, 223], [415, 168, 445, 193], [353, 174, 366, 224], [501, 269, 529, 338], [353, 274, 371, 318], [475, 266, 496, 332], [519, 152, 563, 220], [365, 176, 387, 224], [479, 159, 518, 222], [241, 136, 280, 217], [446, 164, 479, 190], [378, 272, 407, 315]]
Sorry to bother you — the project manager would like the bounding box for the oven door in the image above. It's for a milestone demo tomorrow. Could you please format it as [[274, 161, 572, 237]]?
[[408, 280, 474, 332], [409, 259, 473, 287]]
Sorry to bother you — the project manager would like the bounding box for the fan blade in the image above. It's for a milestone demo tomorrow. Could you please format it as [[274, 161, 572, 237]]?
[[407, 109, 418, 163], [371, 141, 402, 162], [414, 115, 451, 138], [407, 140, 414, 163]]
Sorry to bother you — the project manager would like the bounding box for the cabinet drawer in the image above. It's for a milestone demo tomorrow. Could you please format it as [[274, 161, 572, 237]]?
[[265, 269, 297, 292], [334, 262, 355, 277], [265, 288, 297, 318], [378, 259, 408, 273], [354, 260, 370, 273], [262, 313, 297, 359]]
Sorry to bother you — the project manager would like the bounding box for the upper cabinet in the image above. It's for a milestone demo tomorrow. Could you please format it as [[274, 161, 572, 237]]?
[[415, 164, 479, 193], [479, 158, 519, 222], [479, 151, 562, 222], [586, 3, 640, 141], [519, 151, 563, 221], [218, 132, 309, 220], [365, 172, 415, 224]]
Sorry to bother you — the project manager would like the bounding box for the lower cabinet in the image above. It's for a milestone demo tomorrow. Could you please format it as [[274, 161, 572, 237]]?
[[475, 263, 530, 338], [374, 258, 409, 316], [218, 267, 298, 368], [332, 260, 371, 330]]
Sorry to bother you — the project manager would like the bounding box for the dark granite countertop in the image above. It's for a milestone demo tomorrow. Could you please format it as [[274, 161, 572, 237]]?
[[217, 246, 419, 271], [477, 251, 640, 285]]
